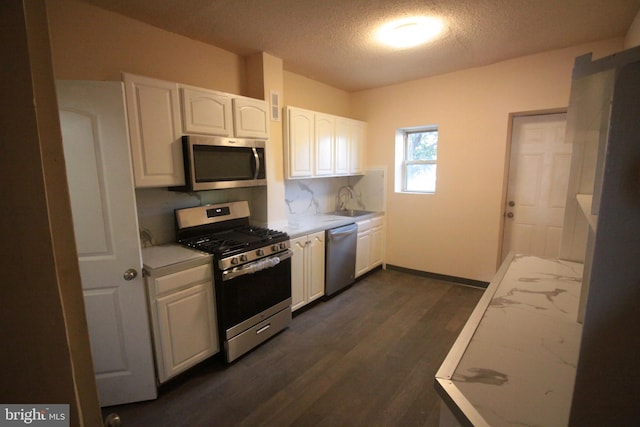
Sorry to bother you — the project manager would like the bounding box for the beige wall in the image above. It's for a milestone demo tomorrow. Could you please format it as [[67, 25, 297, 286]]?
[[351, 38, 623, 282], [46, 0, 246, 95], [247, 53, 288, 226], [283, 71, 351, 117]]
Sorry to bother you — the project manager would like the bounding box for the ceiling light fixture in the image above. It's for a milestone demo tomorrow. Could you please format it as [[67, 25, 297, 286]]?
[[376, 17, 444, 49]]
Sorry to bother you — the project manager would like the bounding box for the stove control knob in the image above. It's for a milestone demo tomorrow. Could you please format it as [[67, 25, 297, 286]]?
[[257, 249, 265, 256], [279, 242, 287, 250], [240, 254, 248, 262], [230, 257, 239, 265], [271, 244, 280, 252]]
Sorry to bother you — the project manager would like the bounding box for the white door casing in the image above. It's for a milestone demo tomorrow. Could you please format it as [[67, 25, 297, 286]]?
[[57, 80, 157, 406], [502, 113, 571, 261]]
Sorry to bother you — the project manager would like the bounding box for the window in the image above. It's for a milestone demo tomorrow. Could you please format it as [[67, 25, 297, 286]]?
[[396, 126, 438, 193]]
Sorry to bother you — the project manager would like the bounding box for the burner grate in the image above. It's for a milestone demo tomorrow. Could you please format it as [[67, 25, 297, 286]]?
[[236, 226, 288, 241]]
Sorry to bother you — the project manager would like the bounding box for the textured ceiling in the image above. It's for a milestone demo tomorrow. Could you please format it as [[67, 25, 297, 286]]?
[[79, 0, 640, 91]]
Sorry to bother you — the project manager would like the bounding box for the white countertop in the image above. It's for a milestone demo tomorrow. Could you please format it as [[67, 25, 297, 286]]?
[[280, 211, 384, 238], [436, 254, 584, 427], [142, 244, 210, 271]]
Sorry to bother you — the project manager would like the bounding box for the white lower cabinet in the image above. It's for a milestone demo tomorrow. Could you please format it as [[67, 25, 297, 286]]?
[[356, 215, 385, 278], [291, 231, 325, 311], [355, 220, 371, 278], [145, 258, 219, 383]]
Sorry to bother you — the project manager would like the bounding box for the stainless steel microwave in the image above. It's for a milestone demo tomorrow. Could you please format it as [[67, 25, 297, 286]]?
[[180, 135, 267, 191]]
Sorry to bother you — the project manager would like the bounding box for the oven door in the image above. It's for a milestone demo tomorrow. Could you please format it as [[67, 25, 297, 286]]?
[[217, 253, 292, 338]]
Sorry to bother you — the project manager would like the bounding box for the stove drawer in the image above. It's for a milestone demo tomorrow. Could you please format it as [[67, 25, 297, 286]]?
[[154, 263, 212, 296], [225, 305, 291, 363]]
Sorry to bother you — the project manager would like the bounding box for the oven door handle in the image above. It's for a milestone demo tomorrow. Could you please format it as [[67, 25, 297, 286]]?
[[222, 249, 293, 281]]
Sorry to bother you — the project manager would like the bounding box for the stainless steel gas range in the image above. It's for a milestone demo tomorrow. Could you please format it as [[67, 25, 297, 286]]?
[[175, 201, 292, 362]]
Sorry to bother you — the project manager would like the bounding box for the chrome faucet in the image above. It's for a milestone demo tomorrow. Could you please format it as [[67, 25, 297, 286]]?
[[336, 185, 355, 211]]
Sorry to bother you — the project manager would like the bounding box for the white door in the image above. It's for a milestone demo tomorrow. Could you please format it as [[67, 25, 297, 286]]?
[[502, 113, 571, 261], [57, 80, 157, 406]]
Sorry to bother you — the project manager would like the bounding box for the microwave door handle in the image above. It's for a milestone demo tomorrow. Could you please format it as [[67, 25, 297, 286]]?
[[252, 147, 260, 180]]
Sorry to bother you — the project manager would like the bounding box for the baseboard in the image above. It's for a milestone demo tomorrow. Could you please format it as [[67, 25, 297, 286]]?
[[385, 264, 489, 289]]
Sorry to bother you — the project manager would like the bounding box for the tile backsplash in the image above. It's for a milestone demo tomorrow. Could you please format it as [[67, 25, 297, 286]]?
[[135, 186, 266, 246], [284, 168, 386, 218], [136, 168, 385, 247]]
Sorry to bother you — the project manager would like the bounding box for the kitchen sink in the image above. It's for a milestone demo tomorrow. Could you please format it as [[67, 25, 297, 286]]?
[[329, 209, 375, 217]]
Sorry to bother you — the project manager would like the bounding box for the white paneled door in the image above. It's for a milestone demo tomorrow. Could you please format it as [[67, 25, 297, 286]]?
[[57, 81, 157, 406], [502, 113, 570, 261]]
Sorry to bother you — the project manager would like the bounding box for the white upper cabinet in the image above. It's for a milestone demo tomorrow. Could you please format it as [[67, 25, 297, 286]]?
[[285, 107, 315, 178], [232, 97, 269, 139], [349, 119, 366, 174], [180, 86, 233, 136], [334, 119, 351, 175], [123, 73, 270, 188], [123, 73, 184, 187], [336, 117, 366, 175], [181, 86, 268, 139], [315, 113, 335, 176], [285, 106, 367, 179]]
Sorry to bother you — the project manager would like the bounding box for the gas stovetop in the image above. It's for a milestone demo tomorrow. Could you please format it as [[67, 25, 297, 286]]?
[[179, 225, 288, 256], [175, 201, 290, 271]]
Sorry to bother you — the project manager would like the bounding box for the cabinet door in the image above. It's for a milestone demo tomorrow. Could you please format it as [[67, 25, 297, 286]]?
[[123, 73, 184, 187], [370, 224, 385, 268], [350, 120, 366, 174], [356, 221, 371, 278], [315, 113, 335, 176], [286, 107, 314, 178], [356, 232, 371, 277], [290, 235, 307, 311], [155, 282, 217, 382], [233, 97, 269, 138], [334, 119, 350, 175], [180, 86, 232, 136], [307, 231, 326, 303]]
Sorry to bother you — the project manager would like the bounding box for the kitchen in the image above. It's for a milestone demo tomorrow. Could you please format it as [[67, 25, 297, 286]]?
[[3, 0, 640, 426]]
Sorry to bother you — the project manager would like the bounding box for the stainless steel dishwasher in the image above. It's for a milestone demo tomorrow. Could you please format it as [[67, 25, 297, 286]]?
[[325, 223, 358, 297]]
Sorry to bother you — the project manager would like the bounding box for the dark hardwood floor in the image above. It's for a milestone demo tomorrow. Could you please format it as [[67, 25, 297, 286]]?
[[102, 268, 484, 427]]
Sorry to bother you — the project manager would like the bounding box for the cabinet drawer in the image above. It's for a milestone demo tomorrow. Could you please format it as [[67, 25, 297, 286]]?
[[155, 263, 212, 295], [371, 215, 385, 228]]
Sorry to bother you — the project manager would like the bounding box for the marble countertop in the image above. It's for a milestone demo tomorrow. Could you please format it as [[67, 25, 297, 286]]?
[[280, 211, 384, 238], [142, 244, 210, 271], [436, 254, 584, 427]]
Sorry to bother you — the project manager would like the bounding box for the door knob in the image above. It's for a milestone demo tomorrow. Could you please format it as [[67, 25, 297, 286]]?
[[123, 268, 138, 281], [508, 200, 515, 207], [506, 212, 514, 218]]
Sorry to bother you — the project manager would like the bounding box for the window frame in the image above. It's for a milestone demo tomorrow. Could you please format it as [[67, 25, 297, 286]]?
[[398, 126, 438, 194]]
